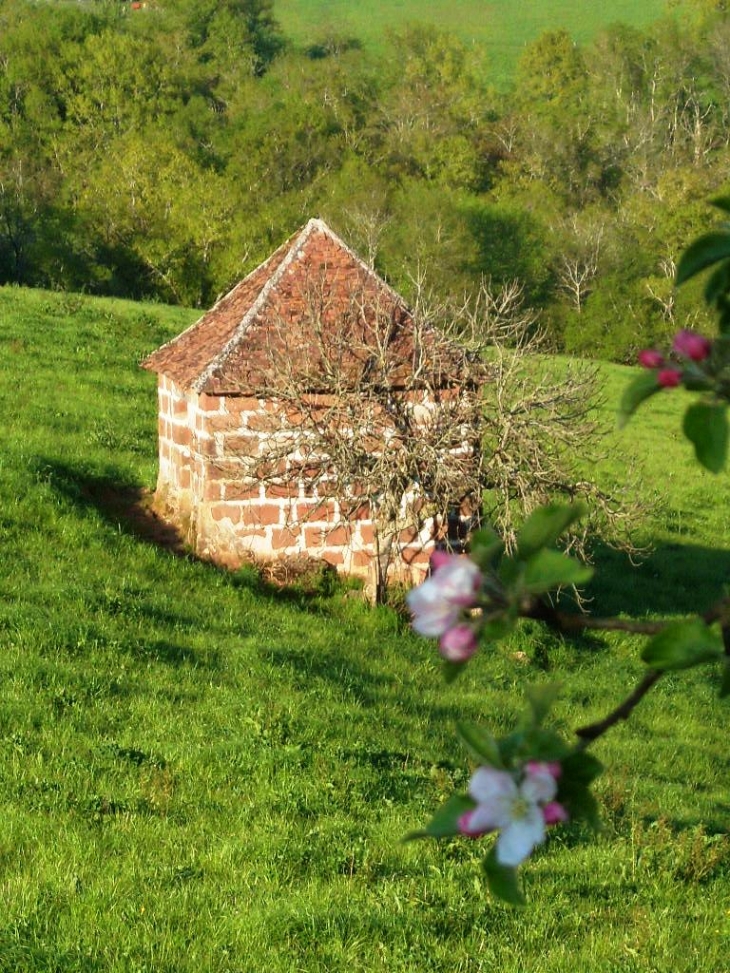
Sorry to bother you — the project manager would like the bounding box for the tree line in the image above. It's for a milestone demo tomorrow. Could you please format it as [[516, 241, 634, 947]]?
[[0, 0, 728, 359]]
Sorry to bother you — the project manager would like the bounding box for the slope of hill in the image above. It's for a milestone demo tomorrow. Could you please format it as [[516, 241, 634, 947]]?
[[1, 284, 729, 970], [275, 0, 675, 85]]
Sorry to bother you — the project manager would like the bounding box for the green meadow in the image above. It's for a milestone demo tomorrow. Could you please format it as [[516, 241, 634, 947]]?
[[1, 285, 730, 971], [275, 0, 675, 84]]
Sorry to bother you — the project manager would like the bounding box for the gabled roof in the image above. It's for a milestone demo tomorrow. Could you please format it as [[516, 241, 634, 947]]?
[[142, 218, 468, 395]]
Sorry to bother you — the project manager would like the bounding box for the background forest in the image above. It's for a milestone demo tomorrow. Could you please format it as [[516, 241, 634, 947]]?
[[1, 0, 729, 360]]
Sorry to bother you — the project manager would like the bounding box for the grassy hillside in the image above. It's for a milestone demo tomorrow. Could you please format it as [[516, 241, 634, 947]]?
[[1, 285, 730, 971], [274, 0, 675, 85]]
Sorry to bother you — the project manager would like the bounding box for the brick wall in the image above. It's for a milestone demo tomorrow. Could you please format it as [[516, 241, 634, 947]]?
[[154, 376, 434, 584]]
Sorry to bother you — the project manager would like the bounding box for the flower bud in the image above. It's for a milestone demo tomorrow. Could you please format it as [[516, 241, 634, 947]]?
[[672, 329, 712, 362], [542, 801, 570, 826], [657, 367, 682, 388], [439, 624, 478, 662], [637, 349, 664, 369]]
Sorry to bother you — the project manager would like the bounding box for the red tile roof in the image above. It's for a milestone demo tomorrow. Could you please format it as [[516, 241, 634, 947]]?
[[142, 218, 470, 395]]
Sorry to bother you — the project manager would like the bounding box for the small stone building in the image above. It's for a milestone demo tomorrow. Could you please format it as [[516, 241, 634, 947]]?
[[142, 218, 476, 587]]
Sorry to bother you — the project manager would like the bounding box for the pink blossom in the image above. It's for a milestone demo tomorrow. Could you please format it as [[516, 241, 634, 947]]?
[[657, 367, 682, 388], [407, 555, 482, 638], [430, 549, 453, 572], [637, 348, 664, 369], [431, 555, 482, 606], [406, 581, 462, 637], [463, 764, 559, 866], [672, 329, 712, 362], [439, 624, 478, 662], [458, 761, 571, 863], [525, 760, 562, 781], [458, 809, 492, 838], [542, 801, 570, 826]]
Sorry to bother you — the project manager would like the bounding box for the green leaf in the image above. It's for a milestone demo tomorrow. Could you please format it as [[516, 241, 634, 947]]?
[[457, 721, 504, 767], [481, 616, 514, 642], [719, 296, 730, 335], [469, 528, 504, 570], [483, 846, 525, 906], [720, 659, 730, 699], [676, 231, 730, 285], [558, 782, 601, 831], [711, 196, 730, 215], [522, 549, 593, 593], [683, 372, 714, 393], [497, 730, 526, 765], [525, 683, 561, 727], [516, 503, 588, 560], [682, 402, 728, 473], [703, 259, 730, 308], [519, 726, 571, 762], [560, 751, 603, 786], [498, 555, 522, 587], [641, 619, 724, 671], [404, 793, 474, 841], [617, 371, 660, 429]]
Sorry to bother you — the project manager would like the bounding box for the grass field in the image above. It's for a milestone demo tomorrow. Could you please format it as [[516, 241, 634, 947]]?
[[274, 0, 675, 86], [1, 285, 730, 971]]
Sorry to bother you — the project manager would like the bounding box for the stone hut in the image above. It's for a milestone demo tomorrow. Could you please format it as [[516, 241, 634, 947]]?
[[142, 218, 477, 588]]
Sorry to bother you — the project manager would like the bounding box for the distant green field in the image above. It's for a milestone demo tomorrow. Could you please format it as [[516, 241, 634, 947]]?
[[274, 0, 676, 85]]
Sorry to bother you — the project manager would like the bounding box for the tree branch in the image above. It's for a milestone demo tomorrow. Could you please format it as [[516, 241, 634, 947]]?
[[574, 669, 663, 746], [521, 593, 730, 748]]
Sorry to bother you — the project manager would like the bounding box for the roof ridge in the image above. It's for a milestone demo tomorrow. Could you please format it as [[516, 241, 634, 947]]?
[[192, 221, 319, 393], [307, 218, 409, 314], [193, 218, 409, 393]]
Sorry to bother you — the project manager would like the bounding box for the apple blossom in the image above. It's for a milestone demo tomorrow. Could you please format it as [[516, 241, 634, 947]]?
[[429, 549, 453, 572], [439, 624, 478, 662], [657, 367, 682, 388], [525, 760, 562, 780], [672, 329, 712, 362], [429, 554, 482, 606], [406, 581, 461, 637], [459, 762, 561, 866], [542, 801, 570, 825], [406, 554, 482, 638], [637, 349, 664, 369]]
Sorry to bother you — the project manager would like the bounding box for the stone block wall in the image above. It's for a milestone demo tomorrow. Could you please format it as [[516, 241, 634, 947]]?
[[154, 375, 434, 583]]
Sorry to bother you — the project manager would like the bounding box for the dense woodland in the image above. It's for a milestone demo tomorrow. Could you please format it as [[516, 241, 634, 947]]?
[[1, 0, 729, 359]]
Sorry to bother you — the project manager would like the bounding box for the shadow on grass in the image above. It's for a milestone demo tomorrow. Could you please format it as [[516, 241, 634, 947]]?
[[34, 457, 357, 615], [257, 640, 506, 733], [128, 637, 222, 669], [583, 539, 730, 618], [34, 457, 190, 557]]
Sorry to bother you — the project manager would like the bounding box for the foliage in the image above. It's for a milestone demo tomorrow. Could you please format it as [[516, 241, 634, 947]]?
[[0, 0, 728, 359]]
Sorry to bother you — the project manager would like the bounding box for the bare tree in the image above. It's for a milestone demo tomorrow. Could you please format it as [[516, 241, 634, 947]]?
[[434, 278, 643, 562], [554, 216, 604, 314], [645, 254, 677, 325], [220, 271, 641, 601], [218, 271, 485, 602]]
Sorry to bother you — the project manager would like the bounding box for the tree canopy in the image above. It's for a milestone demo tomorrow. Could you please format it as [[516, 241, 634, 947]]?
[[0, 0, 728, 358]]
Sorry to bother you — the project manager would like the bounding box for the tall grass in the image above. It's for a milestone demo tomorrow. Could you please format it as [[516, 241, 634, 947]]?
[[1, 286, 729, 971]]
